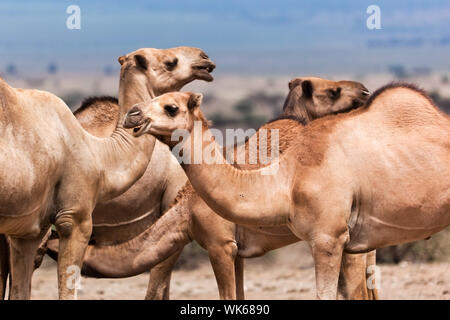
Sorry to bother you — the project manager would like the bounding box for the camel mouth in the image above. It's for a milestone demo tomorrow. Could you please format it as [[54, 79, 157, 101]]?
[[350, 99, 366, 110], [192, 61, 216, 82], [132, 119, 151, 137]]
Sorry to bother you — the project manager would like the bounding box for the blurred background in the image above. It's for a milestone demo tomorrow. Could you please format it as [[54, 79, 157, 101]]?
[[1, 0, 448, 298]]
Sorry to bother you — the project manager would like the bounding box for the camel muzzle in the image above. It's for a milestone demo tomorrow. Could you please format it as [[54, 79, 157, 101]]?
[[124, 106, 145, 129], [192, 60, 216, 81]]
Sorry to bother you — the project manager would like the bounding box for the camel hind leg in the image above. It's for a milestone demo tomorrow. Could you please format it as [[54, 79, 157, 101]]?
[[8, 228, 49, 300], [0, 234, 9, 300], [338, 252, 374, 300], [366, 250, 379, 300], [208, 241, 239, 300], [235, 257, 245, 300]]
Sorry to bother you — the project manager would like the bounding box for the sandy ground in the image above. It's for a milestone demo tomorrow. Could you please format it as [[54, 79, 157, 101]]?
[[29, 243, 449, 300]]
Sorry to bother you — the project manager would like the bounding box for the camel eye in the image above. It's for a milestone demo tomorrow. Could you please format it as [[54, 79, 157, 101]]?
[[164, 105, 179, 117], [327, 87, 341, 100], [164, 58, 178, 71]]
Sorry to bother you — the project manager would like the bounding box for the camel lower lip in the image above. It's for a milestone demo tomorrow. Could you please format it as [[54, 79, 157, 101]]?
[[196, 70, 214, 81], [133, 120, 151, 137]]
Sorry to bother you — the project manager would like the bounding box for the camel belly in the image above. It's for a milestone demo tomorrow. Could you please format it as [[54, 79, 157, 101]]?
[[346, 190, 450, 253], [344, 133, 450, 252], [0, 170, 55, 236], [91, 203, 161, 244], [237, 226, 299, 258], [0, 142, 61, 236]]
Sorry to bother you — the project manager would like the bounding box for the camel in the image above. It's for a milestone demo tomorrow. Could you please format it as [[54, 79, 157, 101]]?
[[76, 78, 376, 300], [69, 47, 214, 248], [124, 84, 450, 299], [0, 46, 215, 300]]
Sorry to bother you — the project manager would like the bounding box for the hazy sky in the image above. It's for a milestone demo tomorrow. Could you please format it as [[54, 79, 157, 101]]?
[[0, 0, 449, 74]]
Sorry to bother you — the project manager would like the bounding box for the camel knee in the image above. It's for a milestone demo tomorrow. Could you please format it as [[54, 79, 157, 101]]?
[[211, 240, 238, 259], [312, 231, 349, 256], [55, 208, 91, 239], [226, 241, 238, 258]]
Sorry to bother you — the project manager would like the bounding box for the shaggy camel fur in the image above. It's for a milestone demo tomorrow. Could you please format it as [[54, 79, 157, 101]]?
[[0, 47, 215, 299], [78, 78, 377, 300], [125, 85, 450, 299]]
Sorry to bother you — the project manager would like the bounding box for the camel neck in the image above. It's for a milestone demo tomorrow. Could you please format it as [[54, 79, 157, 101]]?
[[95, 70, 157, 202], [118, 70, 155, 120], [80, 195, 192, 277], [178, 123, 294, 226]]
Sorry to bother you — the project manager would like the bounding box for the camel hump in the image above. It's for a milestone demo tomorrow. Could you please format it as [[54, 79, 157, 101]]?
[[74, 96, 119, 115], [266, 114, 308, 126], [365, 82, 435, 109]]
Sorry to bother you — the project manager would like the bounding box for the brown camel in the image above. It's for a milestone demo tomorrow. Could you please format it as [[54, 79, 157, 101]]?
[[0, 47, 215, 300], [76, 78, 377, 300], [124, 84, 450, 299], [0, 46, 214, 300]]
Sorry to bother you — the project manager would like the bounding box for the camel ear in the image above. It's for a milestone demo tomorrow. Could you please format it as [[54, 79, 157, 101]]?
[[187, 93, 203, 110], [118, 55, 126, 65], [134, 54, 148, 70], [288, 79, 302, 90], [301, 80, 313, 98]]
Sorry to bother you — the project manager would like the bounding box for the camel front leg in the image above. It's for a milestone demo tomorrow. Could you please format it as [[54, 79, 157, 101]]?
[[310, 232, 348, 300], [8, 229, 49, 300], [208, 242, 238, 300], [55, 209, 92, 300], [234, 257, 245, 300], [0, 235, 9, 300], [145, 249, 183, 300]]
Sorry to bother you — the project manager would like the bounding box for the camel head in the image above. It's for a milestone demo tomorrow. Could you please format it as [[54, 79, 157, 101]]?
[[283, 77, 370, 122], [123, 92, 206, 147], [118, 47, 216, 95]]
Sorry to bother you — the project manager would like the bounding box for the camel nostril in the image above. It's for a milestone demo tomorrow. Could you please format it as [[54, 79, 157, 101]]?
[[362, 90, 370, 96], [127, 106, 142, 117]]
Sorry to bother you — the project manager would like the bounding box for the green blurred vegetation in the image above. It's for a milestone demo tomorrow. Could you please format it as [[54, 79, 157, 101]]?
[[209, 92, 284, 129]]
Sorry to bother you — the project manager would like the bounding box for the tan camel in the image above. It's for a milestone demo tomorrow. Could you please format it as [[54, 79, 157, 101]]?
[[71, 47, 214, 247], [0, 47, 215, 300], [1, 46, 215, 299], [124, 84, 450, 299], [0, 75, 156, 300], [2, 46, 215, 300], [77, 78, 376, 300]]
